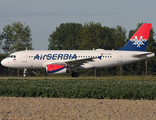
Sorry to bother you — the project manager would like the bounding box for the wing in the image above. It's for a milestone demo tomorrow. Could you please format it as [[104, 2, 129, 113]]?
[[65, 57, 95, 67], [46, 56, 102, 67]]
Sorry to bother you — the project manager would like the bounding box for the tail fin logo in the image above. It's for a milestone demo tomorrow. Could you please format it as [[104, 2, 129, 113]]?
[[130, 36, 147, 48]]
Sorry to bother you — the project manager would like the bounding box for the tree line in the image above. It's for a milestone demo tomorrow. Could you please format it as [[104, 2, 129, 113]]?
[[0, 21, 156, 76]]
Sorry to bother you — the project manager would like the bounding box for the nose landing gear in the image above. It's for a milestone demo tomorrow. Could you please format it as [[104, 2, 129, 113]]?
[[23, 68, 27, 77]]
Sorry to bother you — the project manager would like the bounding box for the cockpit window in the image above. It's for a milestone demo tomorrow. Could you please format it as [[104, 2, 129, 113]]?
[[8, 55, 16, 58], [7, 55, 12, 58]]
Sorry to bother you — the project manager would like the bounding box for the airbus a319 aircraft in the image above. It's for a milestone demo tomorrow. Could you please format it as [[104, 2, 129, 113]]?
[[1, 23, 155, 77]]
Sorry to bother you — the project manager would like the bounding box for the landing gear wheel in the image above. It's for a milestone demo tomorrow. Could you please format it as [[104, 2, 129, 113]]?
[[71, 72, 79, 77]]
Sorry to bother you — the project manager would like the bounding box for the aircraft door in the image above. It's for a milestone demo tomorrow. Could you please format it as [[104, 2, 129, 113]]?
[[117, 53, 123, 62], [22, 52, 27, 62]]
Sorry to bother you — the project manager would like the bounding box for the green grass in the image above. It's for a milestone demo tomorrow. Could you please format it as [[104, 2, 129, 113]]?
[[0, 76, 156, 100], [0, 75, 156, 80]]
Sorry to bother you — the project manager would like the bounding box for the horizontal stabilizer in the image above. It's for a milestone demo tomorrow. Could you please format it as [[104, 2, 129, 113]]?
[[132, 52, 155, 58]]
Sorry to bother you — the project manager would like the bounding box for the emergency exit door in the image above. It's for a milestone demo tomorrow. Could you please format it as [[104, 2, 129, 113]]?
[[22, 52, 27, 62], [117, 53, 123, 62]]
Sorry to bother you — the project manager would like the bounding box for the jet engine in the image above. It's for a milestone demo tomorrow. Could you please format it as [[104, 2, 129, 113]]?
[[46, 64, 70, 74]]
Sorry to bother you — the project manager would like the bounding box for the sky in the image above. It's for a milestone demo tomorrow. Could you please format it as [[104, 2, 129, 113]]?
[[0, 0, 156, 50]]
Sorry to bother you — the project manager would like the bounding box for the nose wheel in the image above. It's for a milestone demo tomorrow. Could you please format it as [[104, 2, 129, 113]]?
[[23, 69, 27, 77], [71, 72, 79, 77]]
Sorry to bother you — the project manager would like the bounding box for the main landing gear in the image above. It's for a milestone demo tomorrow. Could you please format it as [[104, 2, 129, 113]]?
[[71, 72, 79, 77]]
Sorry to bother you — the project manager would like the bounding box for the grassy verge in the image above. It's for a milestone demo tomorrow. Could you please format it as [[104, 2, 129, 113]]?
[[0, 75, 156, 80], [0, 77, 156, 100]]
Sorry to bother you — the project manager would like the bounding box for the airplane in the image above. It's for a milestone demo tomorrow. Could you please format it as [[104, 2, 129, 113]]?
[[1, 23, 155, 77]]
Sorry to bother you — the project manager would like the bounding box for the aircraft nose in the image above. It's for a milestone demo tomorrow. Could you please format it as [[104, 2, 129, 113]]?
[[1, 59, 8, 67], [1, 59, 5, 66]]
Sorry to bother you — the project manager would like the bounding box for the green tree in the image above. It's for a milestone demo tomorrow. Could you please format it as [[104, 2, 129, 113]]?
[[48, 23, 83, 50], [79, 22, 110, 50], [78, 22, 127, 50], [1, 22, 33, 54], [113, 25, 127, 49]]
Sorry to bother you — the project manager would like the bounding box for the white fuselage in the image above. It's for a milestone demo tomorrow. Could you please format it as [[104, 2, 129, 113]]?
[[1, 49, 154, 70]]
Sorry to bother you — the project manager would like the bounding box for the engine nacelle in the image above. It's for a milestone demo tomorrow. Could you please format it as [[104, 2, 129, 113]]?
[[46, 64, 70, 74]]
